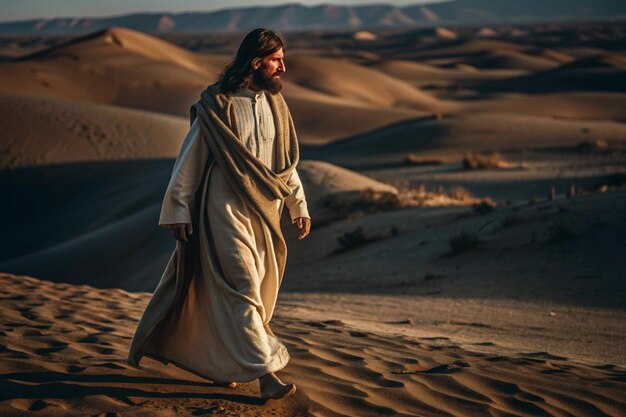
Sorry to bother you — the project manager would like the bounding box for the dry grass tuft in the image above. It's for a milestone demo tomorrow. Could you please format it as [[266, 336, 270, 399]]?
[[448, 229, 481, 254], [318, 189, 401, 224], [500, 214, 522, 228], [405, 153, 444, 166], [395, 181, 494, 209], [544, 219, 578, 243], [472, 200, 497, 214], [332, 227, 381, 254], [317, 182, 496, 226], [462, 151, 514, 170], [576, 139, 610, 153]]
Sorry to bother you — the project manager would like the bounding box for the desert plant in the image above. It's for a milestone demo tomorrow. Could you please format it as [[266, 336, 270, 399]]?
[[448, 229, 480, 254], [462, 151, 513, 170], [447, 185, 473, 201], [500, 214, 521, 228], [332, 227, 380, 254], [472, 200, 496, 214], [576, 139, 609, 153], [405, 153, 444, 166], [544, 219, 578, 243]]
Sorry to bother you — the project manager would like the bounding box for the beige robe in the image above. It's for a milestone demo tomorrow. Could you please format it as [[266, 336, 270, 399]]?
[[127, 102, 309, 382]]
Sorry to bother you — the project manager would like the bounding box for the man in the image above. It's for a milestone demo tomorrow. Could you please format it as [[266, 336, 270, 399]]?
[[127, 28, 311, 401]]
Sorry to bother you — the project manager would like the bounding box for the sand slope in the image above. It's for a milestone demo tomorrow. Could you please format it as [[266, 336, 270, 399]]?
[[370, 59, 525, 88], [308, 112, 626, 168], [1, 273, 625, 416], [284, 54, 446, 111], [0, 27, 227, 117], [0, 92, 188, 169], [0, 159, 404, 290], [282, 81, 427, 144], [0, 27, 442, 144]]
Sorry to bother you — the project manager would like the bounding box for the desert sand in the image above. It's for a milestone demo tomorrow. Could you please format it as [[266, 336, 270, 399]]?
[[1, 273, 625, 416], [1, 21, 625, 416]]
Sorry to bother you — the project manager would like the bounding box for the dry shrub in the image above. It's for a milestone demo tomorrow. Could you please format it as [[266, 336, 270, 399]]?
[[462, 151, 513, 170], [472, 200, 496, 214], [317, 188, 401, 226], [544, 219, 578, 243], [332, 227, 380, 254], [395, 181, 493, 209], [321, 189, 400, 214], [576, 139, 609, 153], [405, 153, 444, 166], [319, 183, 496, 226], [448, 229, 480, 254], [500, 214, 521, 228], [447, 185, 473, 201]]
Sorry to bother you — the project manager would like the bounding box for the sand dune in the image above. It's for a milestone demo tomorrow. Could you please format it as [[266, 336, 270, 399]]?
[[286, 160, 399, 225], [481, 53, 626, 93], [370, 59, 525, 88], [279, 185, 626, 367], [284, 184, 626, 305], [0, 27, 441, 143], [470, 92, 626, 120], [279, 53, 447, 112], [477, 69, 626, 93], [459, 49, 560, 71], [562, 52, 626, 70], [0, 27, 228, 117], [0, 92, 189, 169], [0, 159, 176, 290], [396, 39, 566, 71], [283, 82, 425, 144], [1, 21, 626, 416], [1, 273, 624, 416], [294, 160, 398, 207], [308, 112, 626, 168], [0, 159, 406, 290]]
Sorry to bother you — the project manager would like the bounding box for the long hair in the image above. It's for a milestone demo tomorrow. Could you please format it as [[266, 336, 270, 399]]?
[[217, 28, 285, 94]]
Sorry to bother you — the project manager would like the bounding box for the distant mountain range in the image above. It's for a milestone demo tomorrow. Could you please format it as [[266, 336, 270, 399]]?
[[1, 0, 625, 35]]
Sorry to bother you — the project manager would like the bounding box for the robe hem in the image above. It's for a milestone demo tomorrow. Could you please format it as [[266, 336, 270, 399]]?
[[137, 348, 290, 383]]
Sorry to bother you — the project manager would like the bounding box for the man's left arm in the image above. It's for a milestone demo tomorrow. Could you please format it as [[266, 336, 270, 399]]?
[[284, 168, 311, 239], [284, 168, 310, 222]]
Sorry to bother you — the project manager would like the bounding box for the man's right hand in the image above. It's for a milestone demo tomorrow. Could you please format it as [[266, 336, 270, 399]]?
[[171, 223, 193, 242]]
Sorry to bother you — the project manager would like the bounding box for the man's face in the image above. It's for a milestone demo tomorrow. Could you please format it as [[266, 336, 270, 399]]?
[[251, 48, 285, 95]]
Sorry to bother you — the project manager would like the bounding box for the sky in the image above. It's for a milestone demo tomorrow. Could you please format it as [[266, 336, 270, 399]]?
[[1, 0, 445, 22]]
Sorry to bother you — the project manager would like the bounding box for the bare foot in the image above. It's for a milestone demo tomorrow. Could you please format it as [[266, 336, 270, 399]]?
[[259, 372, 296, 400]]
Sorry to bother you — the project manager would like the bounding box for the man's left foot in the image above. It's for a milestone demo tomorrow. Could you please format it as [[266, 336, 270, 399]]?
[[261, 383, 296, 400]]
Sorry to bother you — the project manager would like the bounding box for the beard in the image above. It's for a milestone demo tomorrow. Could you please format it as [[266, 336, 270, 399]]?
[[251, 67, 283, 95]]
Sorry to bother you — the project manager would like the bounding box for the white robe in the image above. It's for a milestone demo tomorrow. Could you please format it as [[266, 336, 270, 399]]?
[[146, 114, 309, 382]]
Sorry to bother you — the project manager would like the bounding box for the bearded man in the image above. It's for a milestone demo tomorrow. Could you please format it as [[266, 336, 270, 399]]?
[[127, 28, 311, 401]]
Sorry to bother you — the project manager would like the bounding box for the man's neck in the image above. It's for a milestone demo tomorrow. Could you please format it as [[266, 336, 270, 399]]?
[[247, 82, 262, 92]]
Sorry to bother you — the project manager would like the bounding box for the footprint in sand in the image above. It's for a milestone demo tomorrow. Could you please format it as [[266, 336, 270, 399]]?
[[321, 319, 346, 326], [67, 364, 87, 373], [78, 333, 101, 343], [303, 321, 327, 328], [93, 362, 125, 370], [35, 342, 69, 355], [394, 360, 470, 375], [9, 399, 65, 412], [19, 308, 38, 321]]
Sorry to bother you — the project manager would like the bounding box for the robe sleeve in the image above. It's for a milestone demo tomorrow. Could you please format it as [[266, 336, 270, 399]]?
[[284, 168, 310, 223], [158, 118, 210, 228]]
